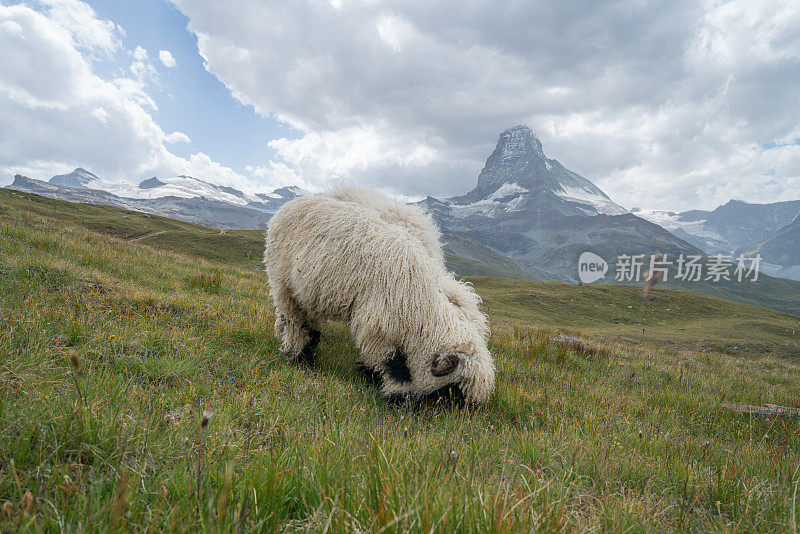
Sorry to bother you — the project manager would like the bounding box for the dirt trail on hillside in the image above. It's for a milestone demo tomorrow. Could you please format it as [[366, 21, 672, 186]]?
[[129, 230, 166, 242]]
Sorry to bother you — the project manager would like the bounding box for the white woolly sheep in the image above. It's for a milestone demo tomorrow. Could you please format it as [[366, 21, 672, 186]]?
[[264, 189, 495, 404], [327, 186, 489, 336]]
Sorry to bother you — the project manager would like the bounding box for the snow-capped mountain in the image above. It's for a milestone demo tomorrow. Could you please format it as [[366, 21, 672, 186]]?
[[448, 126, 627, 217], [45, 170, 311, 212], [419, 126, 701, 281], [632, 208, 730, 252], [634, 199, 800, 255], [49, 167, 99, 188], [131, 175, 260, 205], [9, 172, 308, 229]]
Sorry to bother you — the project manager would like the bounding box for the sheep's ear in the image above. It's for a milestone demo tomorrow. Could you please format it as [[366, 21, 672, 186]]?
[[431, 353, 462, 377]]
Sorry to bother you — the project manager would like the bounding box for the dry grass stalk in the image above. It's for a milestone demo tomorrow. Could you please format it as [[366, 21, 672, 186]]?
[[112, 472, 128, 528], [196, 410, 212, 524]]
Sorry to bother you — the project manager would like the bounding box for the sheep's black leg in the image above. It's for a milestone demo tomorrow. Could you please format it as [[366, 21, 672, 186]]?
[[357, 364, 383, 385], [297, 325, 321, 365]]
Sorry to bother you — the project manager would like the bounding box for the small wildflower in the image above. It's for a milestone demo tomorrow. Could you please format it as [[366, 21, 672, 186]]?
[[2, 502, 13, 516], [109, 334, 116, 340], [201, 411, 213, 428], [449, 450, 459, 464], [67, 349, 82, 369]]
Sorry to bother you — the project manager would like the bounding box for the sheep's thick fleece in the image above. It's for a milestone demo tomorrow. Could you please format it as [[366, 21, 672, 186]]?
[[264, 188, 495, 403]]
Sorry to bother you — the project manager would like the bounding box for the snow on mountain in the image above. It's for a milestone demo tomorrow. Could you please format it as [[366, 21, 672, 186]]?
[[488, 182, 528, 200], [22, 167, 315, 224], [634, 209, 720, 237], [130, 175, 258, 205], [633, 208, 728, 253], [555, 185, 628, 216], [632, 208, 705, 233], [49, 168, 99, 188], [262, 186, 311, 200], [45, 168, 306, 208], [446, 182, 528, 218]]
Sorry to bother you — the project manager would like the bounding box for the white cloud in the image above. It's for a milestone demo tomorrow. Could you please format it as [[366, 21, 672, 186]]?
[[129, 45, 158, 86], [158, 49, 176, 68], [164, 131, 190, 144], [171, 0, 800, 209], [35, 0, 122, 57], [0, 2, 253, 192]]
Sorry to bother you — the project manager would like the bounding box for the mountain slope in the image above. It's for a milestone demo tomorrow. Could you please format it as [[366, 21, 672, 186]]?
[[421, 126, 703, 281], [0, 187, 265, 267], [449, 126, 627, 217], [450, 126, 627, 216], [739, 214, 800, 281]]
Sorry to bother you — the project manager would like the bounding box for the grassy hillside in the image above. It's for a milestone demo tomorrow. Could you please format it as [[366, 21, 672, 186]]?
[[472, 277, 800, 359], [1, 189, 800, 531], [0, 189, 264, 269]]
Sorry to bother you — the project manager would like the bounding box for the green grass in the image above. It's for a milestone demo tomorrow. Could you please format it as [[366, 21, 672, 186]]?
[[472, 277, 800, 360], [0, 189, 264, 269], [1, 189, 800, 532]]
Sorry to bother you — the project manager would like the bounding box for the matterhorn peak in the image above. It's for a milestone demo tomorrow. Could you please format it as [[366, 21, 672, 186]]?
[[447, 125, 626, 216], [496, 125, 544, 161]]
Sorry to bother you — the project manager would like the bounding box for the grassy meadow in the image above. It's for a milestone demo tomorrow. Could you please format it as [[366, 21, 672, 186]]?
[[1, 189, 800, 532]]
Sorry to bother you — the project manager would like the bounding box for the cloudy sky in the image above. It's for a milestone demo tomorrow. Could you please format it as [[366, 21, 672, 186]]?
[[1, 0, 799, 210]]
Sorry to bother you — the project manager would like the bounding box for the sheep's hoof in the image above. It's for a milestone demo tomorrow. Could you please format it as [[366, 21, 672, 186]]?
[[295, 327, 321, 366]]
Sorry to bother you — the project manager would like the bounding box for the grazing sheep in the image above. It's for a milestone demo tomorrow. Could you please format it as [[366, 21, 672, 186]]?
[[327, 186, 489, 336], [264, 190, 495, 403], [327, 186, 445, 264]]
